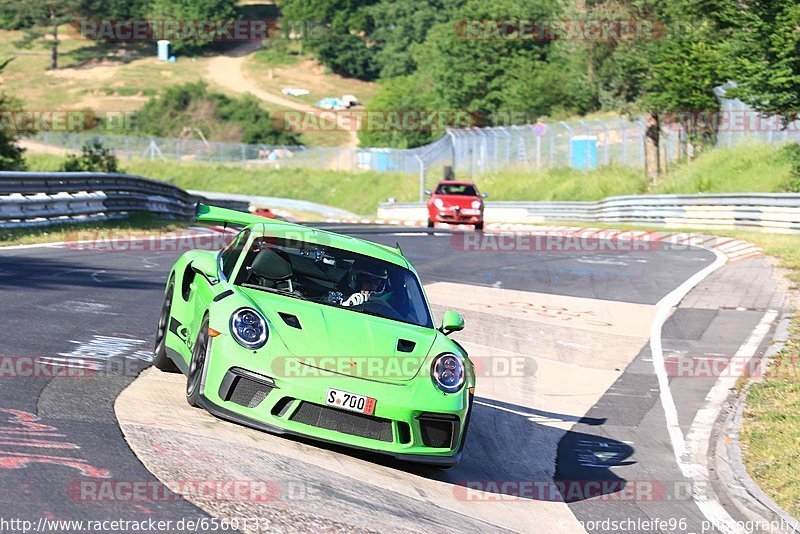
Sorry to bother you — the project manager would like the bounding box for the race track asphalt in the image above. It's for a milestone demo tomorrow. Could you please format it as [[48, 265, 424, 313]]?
[[0, 225, 778, 532]]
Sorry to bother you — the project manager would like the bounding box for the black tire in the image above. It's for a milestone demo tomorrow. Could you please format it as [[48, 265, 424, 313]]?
[[153, 279, 179, 372], [474, 222, 484, 231], [186, 316, 210, 407], [427, 219, 434, 228]]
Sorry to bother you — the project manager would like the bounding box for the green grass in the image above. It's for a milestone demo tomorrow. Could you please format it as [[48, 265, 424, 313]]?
[[477, 165, 648, 201], [653, 143, 795, 194], [740, 318, 800, 519], [27, 154, 418, 216], [0, 213, 186, 247], [476, 142, 795, 201], [25, 141, 799, 215]]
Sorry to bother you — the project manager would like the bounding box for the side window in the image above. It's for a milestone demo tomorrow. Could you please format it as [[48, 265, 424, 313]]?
[[220, 229, 250, 280]]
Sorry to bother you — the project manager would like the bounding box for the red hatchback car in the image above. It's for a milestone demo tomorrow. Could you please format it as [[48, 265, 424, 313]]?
[[425, 181, 488, 230]]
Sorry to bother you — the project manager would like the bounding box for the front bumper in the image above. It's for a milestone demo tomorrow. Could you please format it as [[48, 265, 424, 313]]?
[[198, 342, 470, 465], [431, 210, 483, 225]]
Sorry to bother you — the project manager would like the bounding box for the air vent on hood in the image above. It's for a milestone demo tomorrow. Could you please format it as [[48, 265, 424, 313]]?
[[396, 339, 416, 353], [279, 312, 302, 329]]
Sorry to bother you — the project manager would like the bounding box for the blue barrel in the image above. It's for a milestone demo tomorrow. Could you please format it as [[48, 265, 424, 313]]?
[[157, 40, 170, 61], [570, 135, 598, 170]]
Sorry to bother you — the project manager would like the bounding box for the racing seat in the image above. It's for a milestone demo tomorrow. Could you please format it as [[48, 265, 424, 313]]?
[[249, 247, 294, 292]]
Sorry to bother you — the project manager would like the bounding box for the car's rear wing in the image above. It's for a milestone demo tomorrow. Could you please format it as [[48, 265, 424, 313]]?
[[195, 203, 275, 228]]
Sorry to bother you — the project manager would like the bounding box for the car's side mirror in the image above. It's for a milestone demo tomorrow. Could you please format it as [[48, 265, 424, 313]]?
[[424, 189, 432, 196], [481, 192, 489, 198], [191, 255, 219, 286], [440, 310, 464, 336]]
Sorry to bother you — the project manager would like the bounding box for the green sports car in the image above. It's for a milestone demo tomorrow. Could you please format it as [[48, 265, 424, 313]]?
[[152, 204, 474, 466]]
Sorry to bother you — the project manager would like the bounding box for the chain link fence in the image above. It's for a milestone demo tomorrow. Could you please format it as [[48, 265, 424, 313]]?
[[30, 97, 793, 188], [32, 118, 674, 177]]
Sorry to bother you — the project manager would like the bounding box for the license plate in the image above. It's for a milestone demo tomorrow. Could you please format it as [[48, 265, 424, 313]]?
[[461, 208, 480, 215], [326, 388, 376, 415]]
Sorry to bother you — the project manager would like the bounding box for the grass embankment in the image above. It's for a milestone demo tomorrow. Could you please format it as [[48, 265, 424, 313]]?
[[26, 154, 419, 216], [26, 142, 798, 214], [0, 214, 187, 247], [740, 318, 800, 519], [736, 229, 800, 520]]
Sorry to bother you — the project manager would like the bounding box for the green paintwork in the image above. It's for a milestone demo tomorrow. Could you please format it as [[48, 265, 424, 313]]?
[[159, 205, 474, 463]]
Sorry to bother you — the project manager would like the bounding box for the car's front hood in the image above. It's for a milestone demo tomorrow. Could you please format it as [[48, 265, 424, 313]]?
[[240, 287, 438, 382]]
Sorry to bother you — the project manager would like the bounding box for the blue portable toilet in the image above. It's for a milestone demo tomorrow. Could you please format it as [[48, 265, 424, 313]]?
[[157, 40, 170, 61], [372, 149, 396, 171], [570, 135, 598, 170]]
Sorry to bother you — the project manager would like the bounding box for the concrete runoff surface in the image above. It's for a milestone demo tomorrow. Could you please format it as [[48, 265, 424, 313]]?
[[0, 228, 786, 533]]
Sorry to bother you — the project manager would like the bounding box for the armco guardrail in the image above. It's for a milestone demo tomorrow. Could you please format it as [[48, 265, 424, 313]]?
[[0, 171, 249, 228], [379, 193, 800, 233]]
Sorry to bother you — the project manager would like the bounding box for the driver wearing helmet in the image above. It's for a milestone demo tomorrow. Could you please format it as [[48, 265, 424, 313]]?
[[340, 263, 390, 307]]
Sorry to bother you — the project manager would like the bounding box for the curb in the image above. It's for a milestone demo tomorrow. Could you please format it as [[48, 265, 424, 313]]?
[[714, 312, 800, 533]]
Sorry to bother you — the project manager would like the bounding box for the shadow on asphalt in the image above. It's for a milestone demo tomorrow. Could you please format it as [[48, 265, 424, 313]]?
[[191, 389, 632, 504], [0, 254, 168, 292]]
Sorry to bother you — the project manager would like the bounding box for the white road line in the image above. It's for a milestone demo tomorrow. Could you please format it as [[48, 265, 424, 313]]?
[[683, 309, 777, 529], [649, 247, 770, 534], [650, 249, 752, 534]]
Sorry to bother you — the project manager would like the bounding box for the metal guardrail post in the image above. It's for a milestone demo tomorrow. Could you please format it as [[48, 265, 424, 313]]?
[[414, 155, 425, 202], [560, 121, 573, 168]]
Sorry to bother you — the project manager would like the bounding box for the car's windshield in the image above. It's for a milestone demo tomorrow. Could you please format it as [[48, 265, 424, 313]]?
[[435, 183, 478, 196], [234, 236, 433, 328]]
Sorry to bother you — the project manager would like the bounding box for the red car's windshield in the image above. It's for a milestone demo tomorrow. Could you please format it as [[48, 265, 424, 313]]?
[[435, 184, 478, 196]]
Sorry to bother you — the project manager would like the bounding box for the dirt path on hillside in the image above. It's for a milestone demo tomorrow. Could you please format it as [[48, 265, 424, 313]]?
[[205, 55, 359, 149], [19, 139, 73, 156]]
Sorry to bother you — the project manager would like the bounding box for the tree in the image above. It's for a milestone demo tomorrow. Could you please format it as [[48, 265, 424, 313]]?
[[280, 0, 380, 80], [133, 82, 299, 145], [145, 0, 238, 53], [368, 0, 466, 79], [726, 2, 800, 125], [60, 140, 121, 173], [6, 0, 80, 70], [582, 0, 733, 178], [358, 74, 440, 148], [0, 58, 27, 171], [412, 0, 559, 119], [76, 0, 150, 19]]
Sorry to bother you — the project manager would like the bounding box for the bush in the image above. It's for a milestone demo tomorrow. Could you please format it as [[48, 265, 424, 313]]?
[[780, 143, 800, 192], [60, 140, 121, 173], [132, 82, 299, 145]]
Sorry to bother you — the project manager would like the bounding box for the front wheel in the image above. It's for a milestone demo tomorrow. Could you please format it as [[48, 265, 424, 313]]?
[[186, 316, 210, 407], [427, 219, 434, 228], [474, 222, 484, 231], [153, 279, 179, 372]]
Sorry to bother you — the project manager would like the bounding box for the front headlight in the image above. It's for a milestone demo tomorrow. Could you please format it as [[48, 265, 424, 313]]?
[[230, 308, 268, 350], [471, 200, 482, 209], [433, 198, 445, 209], [431, 353, 465, 393]]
